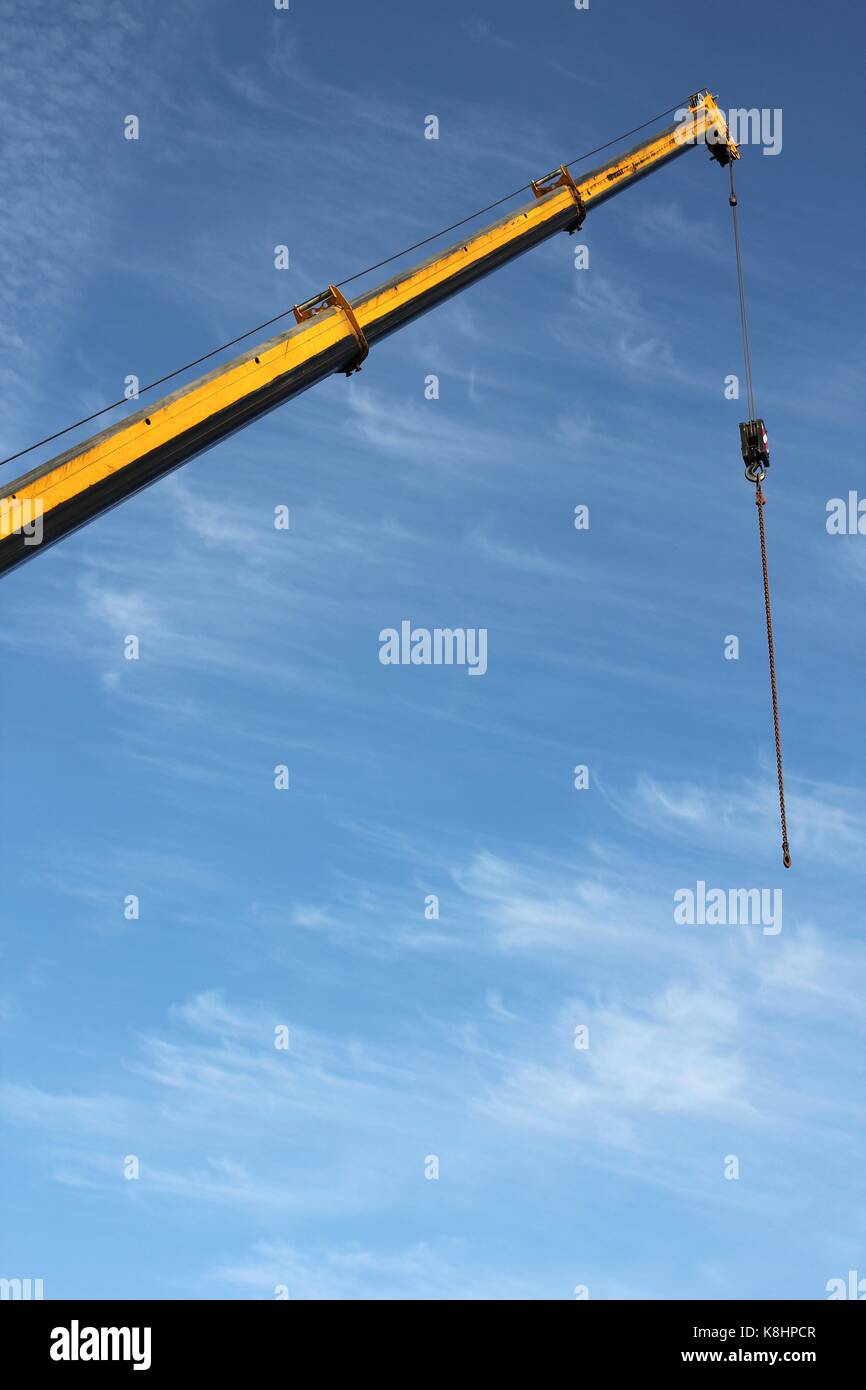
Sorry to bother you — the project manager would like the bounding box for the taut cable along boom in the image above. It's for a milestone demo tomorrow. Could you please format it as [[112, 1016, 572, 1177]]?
[[0, 90, 736, 576]]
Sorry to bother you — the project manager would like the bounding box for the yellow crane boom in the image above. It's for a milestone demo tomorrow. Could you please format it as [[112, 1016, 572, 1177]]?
[[0, 91, 737, 577]]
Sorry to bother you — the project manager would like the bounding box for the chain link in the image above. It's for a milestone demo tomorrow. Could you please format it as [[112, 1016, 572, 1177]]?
[[754, 480, 792, 868]]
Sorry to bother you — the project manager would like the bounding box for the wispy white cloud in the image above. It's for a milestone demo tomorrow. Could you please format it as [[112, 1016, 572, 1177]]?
[[0, 7, 136, 432], [616, 771, 866, 871], [476, 985, 751, 1144], [212, 1235, 536, 1300], [485, 988, 518, 1021], [2, 937, 863, 1288], [625, 198, 724, 256]]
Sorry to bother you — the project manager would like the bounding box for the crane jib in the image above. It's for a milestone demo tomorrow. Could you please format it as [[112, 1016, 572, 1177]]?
[[0, 91, 737, 577]]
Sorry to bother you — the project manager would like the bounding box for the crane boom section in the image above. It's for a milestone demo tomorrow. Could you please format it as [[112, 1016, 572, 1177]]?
[[0, 92, 736, 576]]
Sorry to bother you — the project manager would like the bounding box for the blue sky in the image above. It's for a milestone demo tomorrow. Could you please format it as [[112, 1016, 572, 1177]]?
[[1, 0, 865, 1300]]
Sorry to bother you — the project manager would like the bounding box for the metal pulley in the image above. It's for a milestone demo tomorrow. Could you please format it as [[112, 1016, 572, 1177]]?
[[739, 417, 770, 483]]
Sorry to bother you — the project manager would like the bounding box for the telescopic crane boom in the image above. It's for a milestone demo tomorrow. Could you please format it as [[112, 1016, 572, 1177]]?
[[0, 91, 738, 576]]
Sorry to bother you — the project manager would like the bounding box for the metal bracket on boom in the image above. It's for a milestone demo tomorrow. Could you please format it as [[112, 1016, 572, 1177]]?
[[530, 164, 586, 232], [293, 284, 369, 374]]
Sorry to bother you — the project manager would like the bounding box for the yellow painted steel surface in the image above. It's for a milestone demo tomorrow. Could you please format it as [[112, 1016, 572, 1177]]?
[[0, 93, 735, 545], [0, 308, 350, 539]]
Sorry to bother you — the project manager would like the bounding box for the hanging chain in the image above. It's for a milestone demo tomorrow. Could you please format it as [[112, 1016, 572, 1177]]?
[[728, 162, 792, 869], [754, 479, 792, 868]]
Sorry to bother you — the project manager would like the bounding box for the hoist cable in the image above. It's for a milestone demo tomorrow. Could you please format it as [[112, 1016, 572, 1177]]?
[[0, 98, 689, 472], [728, 163, 756, 419], [728, 161, 791, 869]]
